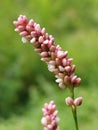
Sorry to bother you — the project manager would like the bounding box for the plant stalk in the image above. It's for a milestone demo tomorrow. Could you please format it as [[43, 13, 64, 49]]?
[[69, 86, 79, 130], [72, 106, 79, 130]]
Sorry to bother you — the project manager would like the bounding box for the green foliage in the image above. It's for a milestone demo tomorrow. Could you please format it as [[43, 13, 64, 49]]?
[[0, 83, 98, 130], [0, 1, 98, 130]]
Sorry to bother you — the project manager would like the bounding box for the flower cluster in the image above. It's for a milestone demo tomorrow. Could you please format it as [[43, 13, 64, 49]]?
[[65, 97, 83, 107], [41, 101, 60, 130], [13, 15, 81, 89]]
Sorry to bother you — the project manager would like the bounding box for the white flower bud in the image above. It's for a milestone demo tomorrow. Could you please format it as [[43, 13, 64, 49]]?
[[30, 37, 36, 43], [21, 37, 27, 43]]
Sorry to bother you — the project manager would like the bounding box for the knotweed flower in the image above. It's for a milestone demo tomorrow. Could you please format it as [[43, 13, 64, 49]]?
[[13, 15, 81, 89], [41, 101, 60, 130], [13, 15, 83, 130]]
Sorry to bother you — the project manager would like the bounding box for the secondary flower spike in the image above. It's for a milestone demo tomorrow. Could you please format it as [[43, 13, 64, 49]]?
[[13, 15, 81, 89], [41, 101, 60, 130]]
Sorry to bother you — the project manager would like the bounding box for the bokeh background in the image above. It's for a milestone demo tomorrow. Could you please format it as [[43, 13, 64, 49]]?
[[0, 0, 98, 130]]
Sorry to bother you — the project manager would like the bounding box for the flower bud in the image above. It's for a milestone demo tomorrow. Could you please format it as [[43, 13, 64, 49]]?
[[74, 97, 83, 106], [65, 97, 74, 106], [43, 40, 49, 44], [48, 64, 55, 72], [41, 117, 47, 126], [67, 58, 73, 65], [21, 37, 27, 43], [40, 52, 48, 57], [41, 27, 46, 35], [30, 37, 36, 43], [62, 58, 67, 66], [35, 24, 41, 32], [38, 36, 44, 43], [58, 66, 65, 72], [71, 65, 76, 73], [71, 75, 77, 84], [75, 78, 81, 86], [64, 75, 70, 84], [20, 31, 28, 36], [59, 83, 65, 89], [65, 66, 71, 73]]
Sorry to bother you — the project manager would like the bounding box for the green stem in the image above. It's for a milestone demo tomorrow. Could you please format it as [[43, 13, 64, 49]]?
[[72, 106, 79, 130], [69, 86, 79, 130]]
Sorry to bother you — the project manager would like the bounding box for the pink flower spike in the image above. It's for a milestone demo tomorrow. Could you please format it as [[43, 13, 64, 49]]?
[[41, 101, 60, 130], [13, 15, 81, 88]]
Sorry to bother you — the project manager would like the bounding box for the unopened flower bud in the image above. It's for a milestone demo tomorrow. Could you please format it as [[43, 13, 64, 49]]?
[[64, 75, 70, 84], [65, 97, 74, 106], [35, 24, 41, 32], [67, 58, 73, 65], [59, 83, 65, 89], [58, 66, 65, 72], [22, 37, 28, 43], [41, 27, 46, 35], [62, 58, 67, 66], [20, 31, 28, 36], [30, 37, 36, 43], [57, 51, 68, 59], [55, 78, 63, 84], [75, 78, 81, 86], [71, 75, 77, 84], [41, 117, 47, 126], [40, 52, 48, 57], [71, 65, 76, 73], [65, 66, 71, 73], [74, 97, 83, 106], [43, 40, 49, 44], [48, 64, 55, 72], [38, 36, 44, 43]]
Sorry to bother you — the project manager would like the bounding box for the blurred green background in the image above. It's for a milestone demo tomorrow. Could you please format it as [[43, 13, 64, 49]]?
[[0, 0, 98, 130]]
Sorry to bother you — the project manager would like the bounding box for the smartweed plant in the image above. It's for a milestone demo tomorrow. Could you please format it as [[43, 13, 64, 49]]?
[[13, 15, 83, 130]]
